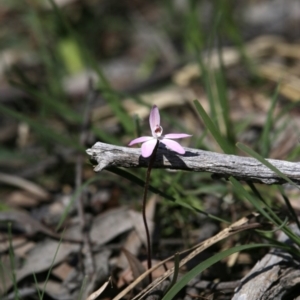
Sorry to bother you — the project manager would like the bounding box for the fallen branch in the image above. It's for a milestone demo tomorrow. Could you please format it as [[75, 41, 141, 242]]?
[[86, 142, 300, 185], [232, 224, 300, 300]]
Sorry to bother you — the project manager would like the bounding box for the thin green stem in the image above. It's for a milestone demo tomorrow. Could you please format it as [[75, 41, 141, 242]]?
[[143, 140, 159, 283]]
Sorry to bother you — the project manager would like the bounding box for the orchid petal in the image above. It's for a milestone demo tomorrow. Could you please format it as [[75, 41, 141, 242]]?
[[149, 105, 160, 134], [164, 133, 192, 139], [141, 139, 158, 157], [128, 136, 152, 146], [161, 138, 186, 154]]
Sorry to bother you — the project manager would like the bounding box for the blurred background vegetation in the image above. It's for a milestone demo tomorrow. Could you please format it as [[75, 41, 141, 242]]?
[[1, 0, 300, 299]]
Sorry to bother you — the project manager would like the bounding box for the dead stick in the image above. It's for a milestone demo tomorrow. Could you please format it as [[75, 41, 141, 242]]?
[[86, 142, 300, 185]]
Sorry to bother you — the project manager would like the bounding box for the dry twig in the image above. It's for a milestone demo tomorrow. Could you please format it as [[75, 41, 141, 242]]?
[[112, 213, 262, 300]]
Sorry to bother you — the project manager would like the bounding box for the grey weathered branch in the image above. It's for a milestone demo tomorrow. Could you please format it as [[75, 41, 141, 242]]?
[[232, 224, 300, 300], [86, 142, 300, 185]]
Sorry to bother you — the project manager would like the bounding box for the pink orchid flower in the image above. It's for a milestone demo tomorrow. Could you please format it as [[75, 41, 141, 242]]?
[[129, 105, 191, 158]]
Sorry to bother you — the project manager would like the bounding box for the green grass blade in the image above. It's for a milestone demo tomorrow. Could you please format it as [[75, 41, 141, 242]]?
[[107, 167, 176, 201], [188, 3, 218, 126], [256, 235, 300, 258], [230, 177, 300, 245], [32, 272, 42, 300], [217, 1, 255, 75], [10, 80, 82, 124], [174, 196, 230, 224], [230, 177, 280, 225], [165, 252, 180, 293], [256, 217, 288, 234], [162, 243, 284, 300], [0, 257, 7, 296], [0, 148, 36, 164], [77, 276, 88, 300], [56, 168, 177, 231], [91, 126, 121, 145], [46, 0, 134, 134], [182, 184, 227, 196], [0, 104, 83, 151], [194, 100, 234, 154], [195, 55, 218, 128], [214, 40, 236, 146], [245, 182, 300, 244], [40, 236, 64, 300], [8, 224, 20, 300], [260, 84, 280, 157], [56, 177, 101, 230], [134, 114, 142, 138], [277, 185, 300, 230]]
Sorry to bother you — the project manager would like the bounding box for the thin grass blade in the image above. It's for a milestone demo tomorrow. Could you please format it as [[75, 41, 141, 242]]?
[[194, 100, 234, 154], [260, 84, 280, 157]]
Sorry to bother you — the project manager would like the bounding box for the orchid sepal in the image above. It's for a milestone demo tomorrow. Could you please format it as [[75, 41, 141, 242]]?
[[164, 133, 192, 139], [160, 138, 186, 154], [128, 136, 152, 146]]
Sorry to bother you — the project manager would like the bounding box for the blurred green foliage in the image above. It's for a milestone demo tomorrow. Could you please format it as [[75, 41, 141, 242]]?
[[1, 1, 300, 297]]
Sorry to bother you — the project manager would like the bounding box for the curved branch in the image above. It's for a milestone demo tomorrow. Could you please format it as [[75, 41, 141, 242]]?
[[86, 142, 300, 185]]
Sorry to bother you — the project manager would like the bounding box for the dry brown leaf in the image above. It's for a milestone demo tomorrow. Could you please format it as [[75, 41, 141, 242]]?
[[0, 210, 69, 240], [86, 278, 111, 300], [82, 250, 112, 299], [0, 255, 13, 295], [52, 262, 74, 281], [116, 196, 156, 270], [257, 63, 300, 101], [91, 86, 194, 122], [227, 251, 240, 268], [0, 235, 27, 253], [173, 35, 282, 87], [13, 241, 35, 258], [121, 249, 148, 288], [37, 280, 71, 299], [0, 173, 49, 201], [2, 239, 80, 293], [90, 207, 134, 246], [5, 190, 41, 208], [117, 259, 174, 289], [275, 43, 300, 60], [237, 253, 252, 265]]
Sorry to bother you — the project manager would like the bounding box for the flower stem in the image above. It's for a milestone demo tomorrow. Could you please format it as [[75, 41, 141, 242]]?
[[143, 140, 159, 283]]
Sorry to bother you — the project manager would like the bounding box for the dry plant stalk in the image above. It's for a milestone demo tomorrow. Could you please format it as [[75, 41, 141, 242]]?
[[112, 213, 262, 300]]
